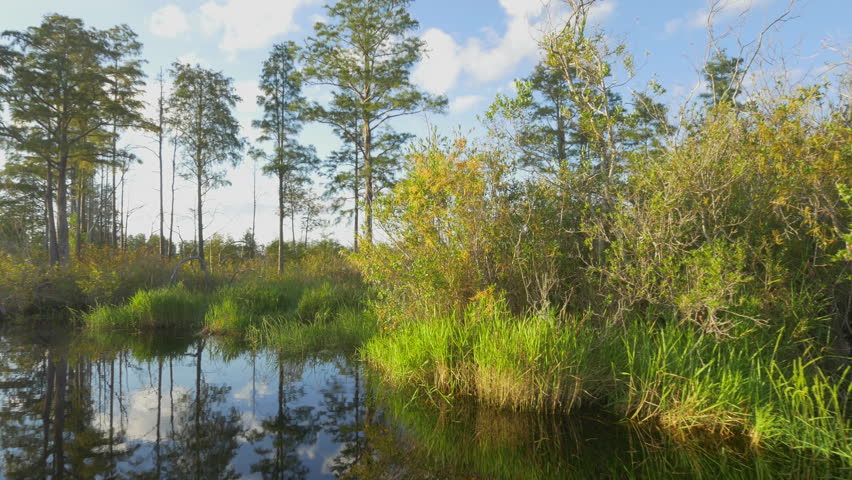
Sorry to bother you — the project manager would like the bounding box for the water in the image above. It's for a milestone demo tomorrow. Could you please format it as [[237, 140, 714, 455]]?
[[0, 320, 847, 479]]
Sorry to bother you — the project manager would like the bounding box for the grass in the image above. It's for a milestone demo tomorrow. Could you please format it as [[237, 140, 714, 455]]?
[[203, 279, 306, 334], [81, 284, 209, 331], [364, 297, 852, 460], [245, 307, 376, 356], [82, 277, 376, 355]]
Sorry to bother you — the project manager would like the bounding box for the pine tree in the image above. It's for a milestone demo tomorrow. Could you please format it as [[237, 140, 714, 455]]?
[[302, 0, 446, 245], [167, 62, 243, 273]]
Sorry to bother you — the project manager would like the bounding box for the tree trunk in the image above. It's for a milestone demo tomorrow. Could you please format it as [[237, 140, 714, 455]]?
[[290, 200, 296, 247], [354, 147, 360, 253], [120, 168, 126, 251], [111, 139, 117, 249], [56, 148, 70, 265], [76, 180, 85, 257], [168, 139, 177, 259], [251, 156, 257, 255], [46, 165, 59, 265], [196, 166, 207, 272], [158, 71, 166, 258], [278, 172, 284, 275], [362, 119, 373, 245]]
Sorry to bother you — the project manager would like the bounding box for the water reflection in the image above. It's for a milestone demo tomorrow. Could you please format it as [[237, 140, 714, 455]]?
[[0, 321, 847, 479]]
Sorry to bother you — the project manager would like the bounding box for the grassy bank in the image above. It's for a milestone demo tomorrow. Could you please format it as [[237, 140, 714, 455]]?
[[82, 284, 210, 330], [81, 275, 374, 353], [364, 298, 852, 460]]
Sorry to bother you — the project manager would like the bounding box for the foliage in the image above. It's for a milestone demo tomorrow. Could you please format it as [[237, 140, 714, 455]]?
[[168, 62, 243, 272], [302, 0, 447, 244], [0, 15, 148, 265]]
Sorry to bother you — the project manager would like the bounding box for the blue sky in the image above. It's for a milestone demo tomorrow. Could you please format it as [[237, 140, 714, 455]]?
[[2, 0, 849, 246]]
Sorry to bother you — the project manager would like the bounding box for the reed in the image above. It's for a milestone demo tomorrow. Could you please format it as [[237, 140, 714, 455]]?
[[364, 300, 852, 458]]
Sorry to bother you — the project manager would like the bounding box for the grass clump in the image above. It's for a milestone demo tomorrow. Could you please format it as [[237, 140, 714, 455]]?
[[248, 308, 377, 356], [82, 284, 209, 331], [365, 297, 601, 412], [204, 279, 305, 334], [295, 281, 363, 322]]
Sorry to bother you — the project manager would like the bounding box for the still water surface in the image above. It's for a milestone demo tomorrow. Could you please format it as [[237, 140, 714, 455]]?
[[0, 320, 847, 479]]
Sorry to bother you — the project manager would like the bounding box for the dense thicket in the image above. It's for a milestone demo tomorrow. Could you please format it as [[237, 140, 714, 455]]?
[[358, 7, 851, 346]]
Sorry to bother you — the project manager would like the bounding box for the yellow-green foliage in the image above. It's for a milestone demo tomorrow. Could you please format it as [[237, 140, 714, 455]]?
[[599, 94, 850, 332], [0, 252, 41, 312]]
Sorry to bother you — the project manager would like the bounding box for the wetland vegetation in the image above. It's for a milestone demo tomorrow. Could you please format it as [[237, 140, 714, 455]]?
[[0, 0, 850, 477]]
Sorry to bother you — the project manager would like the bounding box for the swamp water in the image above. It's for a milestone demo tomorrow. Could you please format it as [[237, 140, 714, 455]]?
[[0, 320, 847, 479]]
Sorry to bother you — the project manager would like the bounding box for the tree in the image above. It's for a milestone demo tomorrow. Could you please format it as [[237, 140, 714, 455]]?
[[253, 42, 314, 274], [0, 15, 146, 265], [168, 63, 243, 273], [323, 123, 411, 251], [156, 69, 167, 257], [302, 0, 447, 245], [103, 25, 146, 248], [699, 49, 745, 108], [519, 62, 573, 170]]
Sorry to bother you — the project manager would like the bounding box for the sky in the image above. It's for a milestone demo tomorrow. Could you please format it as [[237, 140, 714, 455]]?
[[1, 0, 849, 248]]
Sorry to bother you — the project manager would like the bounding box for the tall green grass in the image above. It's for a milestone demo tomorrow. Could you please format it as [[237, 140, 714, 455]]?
[[204, 279, 305, 334], [82, 284, 209, 330], [82, 278, 376, 353], [364, 298, 852, 458], [247, 307, 377, 356]]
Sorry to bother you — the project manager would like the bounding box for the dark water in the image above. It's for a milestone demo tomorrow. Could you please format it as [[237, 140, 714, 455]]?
[[0, 320, 847, 479]]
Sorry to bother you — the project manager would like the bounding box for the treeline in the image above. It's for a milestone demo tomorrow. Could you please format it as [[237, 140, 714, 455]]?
[[0, 0, 445, 272]]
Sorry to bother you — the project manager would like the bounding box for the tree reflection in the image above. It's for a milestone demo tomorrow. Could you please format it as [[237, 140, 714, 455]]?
[[247, 353, 319, 480], [319, 356, 364, 477], [160, 339, 243, 480], [0, 324, 134, 479]]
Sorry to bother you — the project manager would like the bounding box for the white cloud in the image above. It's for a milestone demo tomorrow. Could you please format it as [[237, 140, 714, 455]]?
[[200, 0, 320, 54], [666, 0, 774, 33], [412, 28, 465, 95], [95, 386, 190, 442], [413, 0, 616, 95], [233, 380, 269, 400], [147, 5, 190, 38], [234, 80, 261, 114], [450, 95, 486, 114], [588, 1, 617, 22], [176, 52, 208, 67]]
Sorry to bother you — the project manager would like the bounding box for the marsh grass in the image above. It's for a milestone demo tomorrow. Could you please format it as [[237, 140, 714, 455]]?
[[365, 298, 852, 458], [204, 279, 305, 334], [82, 284, 209, 330], [247, 308, 377, 356]]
